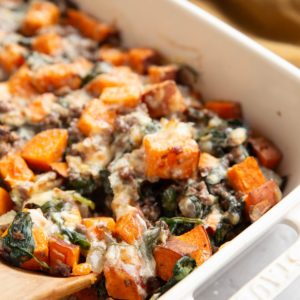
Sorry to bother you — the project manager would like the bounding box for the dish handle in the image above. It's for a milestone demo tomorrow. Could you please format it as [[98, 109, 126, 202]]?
[[229, 205, 300, 300]]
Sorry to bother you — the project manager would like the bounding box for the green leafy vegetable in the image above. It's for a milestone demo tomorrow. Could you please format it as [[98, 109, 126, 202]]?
[[161, 187, 177, 217], [214, 221, 233, 246], [100, 170, 113, 195], [68, 177, 98, 195], [41, 199, 65, 217], [70, 192, 95, 210], [161, 217, 203, 235], [61, 227, 90, 250]]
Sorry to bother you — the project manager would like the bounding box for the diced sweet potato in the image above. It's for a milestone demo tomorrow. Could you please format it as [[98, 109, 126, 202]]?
[[249, 137, 282, 170], [31, 63, 82, 94], [0, 44, 26, 75], [245, 180, 282, 222], [32, 32, 63, 56], [114, 211, 146, 245], [104, 244, 142, 300], [27, 93, 56, 123], [227, 157, 266, 194], [83, 217, 115, 240], [142, 80, 186, 118], [204, 100, 242, 119], [0, 187, 14, 215], [8, 65, 36, 97], [143, 121, 199, 179], [98, 47, 128, 66], [198, 153, 219, 170], [148, 65, 178, 83], [0, 154, 34, 187], [72, 263, 92, 276], [22, 226, 49, 271], [21, 129, 68, 171], [77, 99, 116, 136], [66, 9, 116, 42], [21, 1, 60, 36], [154, 225, 211, 281], [49, 237, 80, 274], [100, 86, 141, 108], [86, 66, 141, 97], [128, 48, 159, 74], [50, 162, 68, 178]]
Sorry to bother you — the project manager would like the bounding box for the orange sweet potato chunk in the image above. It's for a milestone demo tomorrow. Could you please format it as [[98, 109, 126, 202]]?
[[249, 137, 282, 170], [148, 65, 178, 84], [77, 99, 116, 136], [49, 237, 80, 273], [142, 80, 186, 118], [100, 86, 141, 108], [66, 9, 116, 42], [154, 225, 211, 281], [8, 65, 36, 97], [245, 180, 282, 222], [0, 187, 14, 215], [72, 263, 92, 276], [115, 211, 146, 245], [22, 226, 49, 271], [198, 153, 219, 170], [21, 1, 60, 36], [86, 66, 141, 97], [21, 129, 68, 171], [143, 121, 199, 180], [128, 48, 159, 74], [0, 154, 34, 187], [98, 47, 128, 66], [32, 32, 63, 56], [0, 44, 26, 75], [83, 217, 115, 240], [50, 162, 68, 178], [227, 157, 266, 194], [204, 100, 242, 119]]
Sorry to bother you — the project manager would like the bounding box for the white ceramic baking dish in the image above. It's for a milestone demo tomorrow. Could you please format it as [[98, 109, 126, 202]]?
[[76, 0, 300, 299]]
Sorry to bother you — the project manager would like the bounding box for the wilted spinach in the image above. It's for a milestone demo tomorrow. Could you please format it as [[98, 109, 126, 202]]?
[[68, 177, 98, 195], [100, 170, 113, 195], [161, 217, 203, 235], [61, 227, 90, 250], [161, 187, 177, 217]]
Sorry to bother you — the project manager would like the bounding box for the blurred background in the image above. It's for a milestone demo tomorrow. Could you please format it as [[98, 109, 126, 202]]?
[[192, 0, 300, 67]]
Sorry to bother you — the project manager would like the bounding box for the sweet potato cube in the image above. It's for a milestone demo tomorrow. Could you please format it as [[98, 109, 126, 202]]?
[[67, 9, 116, 42], [31, 63, 82, 94], [72, 262, 92, 276], [0, 154, 34, 187], [148, 65, 178, 83], [100, 86, 141, 108], [115, 211, 146, 245], [245, 180, 282, 222], [8, 65, 36, 97], [32, 32, 63, 56], [98, 47, 128, 66], [77, 99, 116, 136], [227, 157, 266, 194], [83, 217, 115, 240], [0, 187, 14, 215], [154, 225, 211, 281], [86, 66, 141, 97], [49, 237, 80, 274], [22, 226, 49, 271], [21, 1, 60, 36], [50, 162, 68, 178], [198, 153, 219, 170], [0, 44, 26, 75], [21, 129, 68, 171], [128, 48, 159, 74], [143, 121, 199, 179], [249, 137, 282, 170], [142, 80, 186, 118], [204, 100, 242, 119], [104, 244, 142, 300]]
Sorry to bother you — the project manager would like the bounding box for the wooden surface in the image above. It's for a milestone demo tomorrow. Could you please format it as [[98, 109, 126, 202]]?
[[0, 261, 97, 300]]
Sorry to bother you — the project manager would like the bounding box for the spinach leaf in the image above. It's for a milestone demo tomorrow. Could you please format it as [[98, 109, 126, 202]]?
[[0, 212, 35, 266], [68, 177, 98, 195], [61, 227, 90, 250], [161, 217, 203, 235], [41, 199, 65, 217], [151, 256, 196, 298], [161, 187, 177, 217], [214, 221, 233, 246], [100, 170, 113, 195], [71, 192, 95, 210]]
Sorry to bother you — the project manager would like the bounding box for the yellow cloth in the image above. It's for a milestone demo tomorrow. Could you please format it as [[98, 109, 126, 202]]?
[[192, 0, 300, 66]]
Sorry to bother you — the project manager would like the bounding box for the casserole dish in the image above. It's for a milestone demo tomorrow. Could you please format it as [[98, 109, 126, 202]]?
[[74, 0, 300, 299]]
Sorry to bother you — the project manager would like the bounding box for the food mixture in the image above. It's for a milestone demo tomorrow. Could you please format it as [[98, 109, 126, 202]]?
[[0, 1, 284, 299]]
